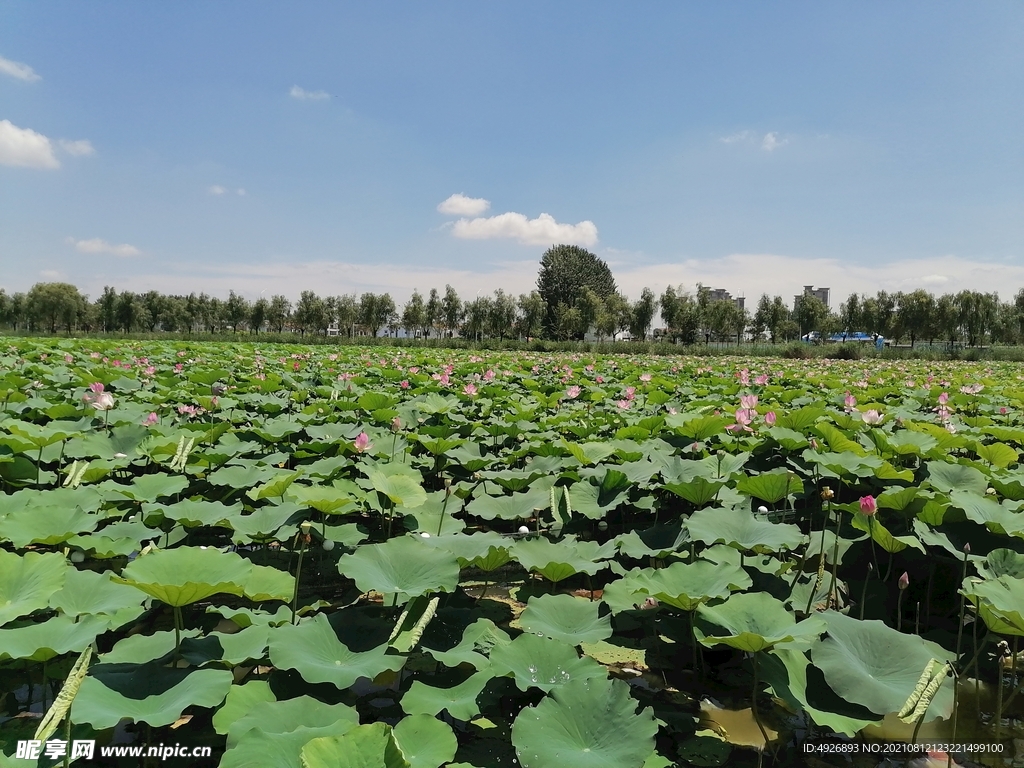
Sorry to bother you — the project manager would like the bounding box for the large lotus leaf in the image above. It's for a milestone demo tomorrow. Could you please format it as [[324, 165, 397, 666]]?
[[114, 546, 253, 606], [403, 491, 467, 536], [977, 442, 1019, 469], [948, 490, 1024, 537], [242, 564, 295, 602], [810, 610, 956, 720], [229, 503, 301, 542], [804, 450, 883, 479], [7, 421, 78, 447], [72, 668, 233, 729], [227, 696, 359, 748], [208, 463, 289, 488], [422, 618, 511, 669], [222, 724, 359, 768], [963, 576, 1024, 635], [49, 567, 146, 622], [424, 531, 511, 571], [268, 613, 405, 687], [512, 536, 609, 582], [150, 499, 241, 527], [694, 593, 825, 653], [512, 677, 657, 768], [0, 615, 109, 662], [490, 633, 607, 692], [247, 470, 302, 501], [212, 680, 276, 735], [0, 505, 96, 547], [467, 488, 548, 521], [977, 549, 1024, 580], [368, 468, 427, 508], [814, 423, 865, 455], [850, 512, 925, 554], [876, 486, 921, 512], [286, 484, 357, 515], [338, 536, 459, 601], [101, 629, 200, 664], [686, 506, 805, 554], [393, 715, 458, 768], [519, 594, 612, 645], [116, 473, 190, 502], [669, 414, 730, 441], [925, 461, 987, 495], [401, 670, 493, 720], [567, 479, 631, 519], [735, 469, 803, 504], [664, 476, 725, 507], [0, 550, 67, 626], [563, 441, 617, 466], [630, 560, 752, 612], [888, 430, 940, 457], [301, 724, 411, 768], [761, 648, 878, 736]]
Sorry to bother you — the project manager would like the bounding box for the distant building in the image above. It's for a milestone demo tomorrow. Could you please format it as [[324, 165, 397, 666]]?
[[794, 285, 830, 310], [706, 287, 745, 312]]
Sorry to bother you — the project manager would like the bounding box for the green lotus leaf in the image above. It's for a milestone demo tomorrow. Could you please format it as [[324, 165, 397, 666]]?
[[669, 414, 730, 441], [489, 633, 607, 692], [229, 503, 301, 542], [563, 440, 617, 466], [0, 550, 67, 626], [338, 536, 460, 601], [519, 594, 612, 645], [301, 723, 410, 768], [695, 592, 825, 653], [569, 475, 631, 519], [0, 505, 96, 547], [976, 549, 1024, 580], [888, 430, 939, 457], [247, 469, 302, 501], [101, 629, 199, 664], [467, 488, 548, 521], [367, 467, 427, 509], [813, 423, 865, 455], [686, 506, 805, 554], [512, 536, 609, 582], [925, 461, 987, 495], [804, 450, 883, 479], [7, 421, 78, 448], [948, 490, 1024, 537], [227, 695, 359, 747], [212, 680, 275, 735], [977, 442, 1019, 468], [0, 615, 109, 662], [116, 473, 190, 502], [850, 512, 925, 554], [401, 670, 493, 720], [810, 610, 955, 720], [424, 531, 511, 571], [422, 618, 511, 669], [963, 576, 1024, 635], [114, 546, 253, 606], [393, 715, 458, 768], [150, 499, 241, 527], [403, 491, 467, 535], [49, 568, 146, 625], [876, 486, 921, 512], [609, 559, 752, 613], [776, 406, 825, 432], [72, 668, 233, 729], [222, 724, 357, 768], [664, 476, 725, 507], [242, 564, 295, 602], [268, 613, 405, 687], [208, 604, 293, 629], [511, 677, 657, 768], [735, 469, 803, 504], [286, 484, 357, 514]]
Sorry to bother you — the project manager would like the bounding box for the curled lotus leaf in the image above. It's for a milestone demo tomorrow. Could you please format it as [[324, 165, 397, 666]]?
[[114, 546, 254, 607]]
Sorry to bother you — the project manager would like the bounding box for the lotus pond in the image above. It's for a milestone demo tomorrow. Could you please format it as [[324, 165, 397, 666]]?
[[3, 339, 1024, 767]]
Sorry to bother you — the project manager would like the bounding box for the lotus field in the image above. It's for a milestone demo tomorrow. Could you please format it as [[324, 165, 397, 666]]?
[[5, 340, 1024, 767]]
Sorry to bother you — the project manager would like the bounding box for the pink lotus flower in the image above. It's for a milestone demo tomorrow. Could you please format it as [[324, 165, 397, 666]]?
[[484, 369, 495, 381], [755, 374, 769, 386], [736, 369, 750, 386], [862, 410, 883, 425], [740, 394, 758, 410], [616, 399, 631, 410], [960, 384, 984, 395], [565, 385, 581, 399], [391, 417, 402, 431], [844, 392, 856, 410], [174, 363, 184, 373], [400, 380, 410, 389], [438, 373, 450, 386], [859, 495, 877, 516], [640, 373, 652, 382], [89, 382, 105, 394], [463, 383, 477, 396], [409, 367, 419, 374], [765, 411, 776, 426], [353, 432, 372, 453], [89, 392, 115, 411], [938, 392, 949, 405], [596, 376, 604, 383], [144, 412, 158, 426], [899, 572, 910, 590], [64, 354, 73, 363]]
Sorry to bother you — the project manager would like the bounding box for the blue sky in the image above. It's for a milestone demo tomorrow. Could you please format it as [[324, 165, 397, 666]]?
[[2, 2, 1023, 306]]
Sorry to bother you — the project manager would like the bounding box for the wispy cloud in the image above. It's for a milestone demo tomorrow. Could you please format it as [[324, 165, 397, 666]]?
[[0, 54, 41, 82], [67, 237, 142, 258], [0, 120, 59, 169], [58, 139, 95, 157], [761, 132, 787, 151], [451, 212, 599, 247], [290, 85, 330, 101], [719, 130, 751, 144], [208, 185, 226, 195], [437, 194, 490, 216]]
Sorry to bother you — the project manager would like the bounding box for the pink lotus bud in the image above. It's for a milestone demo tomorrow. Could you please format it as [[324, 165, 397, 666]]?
[[898, 572, 910, 590], [144, 412, 158, 426], [463, 383, 477, 396], [859, 495, 877, 516], [844, 392, 856, 409], [740, 394, 758, 410], [353, 432, 372, 453], [938, 392, 949, 405], [765, 411, 776, 426], [89, 382, 105, 394], [391, 417, 402, 431], [964, 543, 971, 554]]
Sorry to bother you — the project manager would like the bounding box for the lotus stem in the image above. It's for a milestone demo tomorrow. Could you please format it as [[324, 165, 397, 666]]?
[[829, 504, 841, 609], [884, 550, 893, 582], [173, 605, 183, 660], [867, 516, 880, 576], [859, 563, 873, 620], [36, 446, 43, 487], [955, 550, 969, 666], [437, 485, 452, 537], [897, 590, 905, 632], [996, 641, 1007, 741], [750, 653, 775, 761], [63, 714, 71, 768], [291, 526, 309, 625], [479, 576, 489, 600], [915, 601, 921, 635], [948, 667, 960, 767]]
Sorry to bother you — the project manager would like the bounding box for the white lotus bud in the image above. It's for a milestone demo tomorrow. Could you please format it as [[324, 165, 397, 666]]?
[[420, 532, 431, 538], [70, 551, 85, 564], [321, 540, 335, 551], [757, 506, 768, 514], [518, 526, 530, 534]]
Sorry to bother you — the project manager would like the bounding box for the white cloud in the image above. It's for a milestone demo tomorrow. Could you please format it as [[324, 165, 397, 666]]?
[[0, 120, 59, 169], [236, 188, 246, 196], [58, 139, 95, 156], [0, 55, 41, 82], [290, 85, 330, 101], [451, 212, 599, 247], [39, 269, 63, 280], [68, 237, 142, 258], [719, 130, 751, 144], [762, 132, 787, 151], [208, 185, 226, 195], [437, 193, 490, 217]]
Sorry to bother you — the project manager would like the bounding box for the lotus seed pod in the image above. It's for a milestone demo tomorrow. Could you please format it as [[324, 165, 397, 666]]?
[[70, 550, 85, 564], [321, 540, 335, 551], [518, 526, 530, 534], [300, 521, 312, 530]]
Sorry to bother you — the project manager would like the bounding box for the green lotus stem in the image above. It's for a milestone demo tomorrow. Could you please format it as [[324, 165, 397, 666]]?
[[173, 605, 183, 660], [479, 576, 490, 599], [948, 667, 961, 765], [36, 446, 43, 487], [884, 550, 893, 582], [915, 601, 921, 635], [955, 553, 969, 666], [829, 505, 841, 609], [750, 653, 775, 760], [897, 590, 905, 632], [291, 529, 309, 625], [996, 643, 1006, 741], [866, 517, 880, 576], [436, 486, 452, 536], [859, 563, 873, 620]]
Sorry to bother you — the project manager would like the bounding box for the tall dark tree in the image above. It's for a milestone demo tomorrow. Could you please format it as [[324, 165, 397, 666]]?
[[536, 245, 616, 337]]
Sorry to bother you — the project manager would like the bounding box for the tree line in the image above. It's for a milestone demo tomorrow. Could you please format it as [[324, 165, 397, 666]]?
[[0, 245, 1019, 347]]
